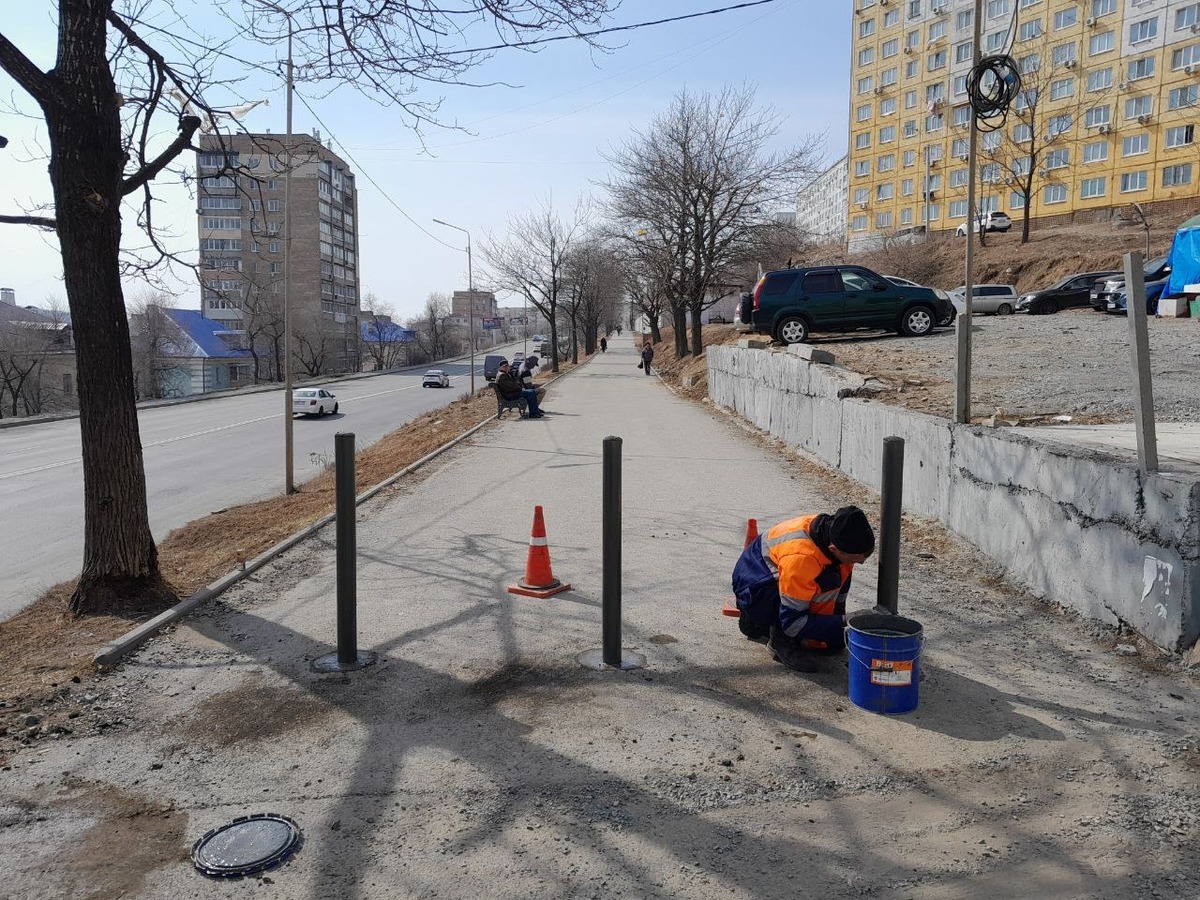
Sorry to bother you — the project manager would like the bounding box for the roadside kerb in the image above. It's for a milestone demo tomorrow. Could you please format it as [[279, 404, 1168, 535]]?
[[92, 364, 578, 669]]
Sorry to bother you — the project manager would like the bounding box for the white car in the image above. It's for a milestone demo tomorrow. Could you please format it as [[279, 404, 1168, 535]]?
[[292, 388, 338, 416], [955, 211, 1013, 237], [947, 284, 1020, 315], [421, 369, 450, 388]]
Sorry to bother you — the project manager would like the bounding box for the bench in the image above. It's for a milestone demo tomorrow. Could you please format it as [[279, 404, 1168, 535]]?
[[491, 383, 528, 418]]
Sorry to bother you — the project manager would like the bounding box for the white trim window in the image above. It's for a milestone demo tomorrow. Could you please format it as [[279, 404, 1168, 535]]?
[[1166, 125, 1195, 148], [1080, 177, 1105, 198], [1089, 31, 1115, 55], [1083, 141, 1108, 163], [1044, 184, 1067, 203], [1120, 170, 1148, 192], [1163, 163, 1193, 187], [1128, 18, 1158, 45]]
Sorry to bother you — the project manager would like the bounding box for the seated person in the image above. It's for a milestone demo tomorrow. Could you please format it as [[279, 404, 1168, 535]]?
[[517, 356, 546, 405], [496, 360, 542, 418]]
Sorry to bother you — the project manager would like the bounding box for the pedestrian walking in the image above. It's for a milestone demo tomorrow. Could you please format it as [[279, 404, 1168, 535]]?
[[600, 337, 607, 353], [640, 342, 654, 375]]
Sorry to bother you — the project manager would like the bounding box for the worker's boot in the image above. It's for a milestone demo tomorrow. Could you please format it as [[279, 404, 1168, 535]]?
[[768, 627, 819, 673]]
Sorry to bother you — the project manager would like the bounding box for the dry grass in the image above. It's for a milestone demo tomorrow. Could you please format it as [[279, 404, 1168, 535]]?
[[0, 365, 577, 713]]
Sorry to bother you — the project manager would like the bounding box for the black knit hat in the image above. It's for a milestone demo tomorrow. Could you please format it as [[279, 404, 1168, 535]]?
[[829, 505, 875, 555]]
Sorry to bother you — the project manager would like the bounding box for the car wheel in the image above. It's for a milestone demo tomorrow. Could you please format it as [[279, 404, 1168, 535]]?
[[900, 305, 935, 337], [775, 315, 810, 344], [332, 403, 339, 414], [995, 302, 1014, 315], [1036, 299, 1058, 315]]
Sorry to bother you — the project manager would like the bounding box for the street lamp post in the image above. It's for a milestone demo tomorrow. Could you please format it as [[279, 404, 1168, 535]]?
[[432, 218, 475, 394], [282, 20, 295, 494]]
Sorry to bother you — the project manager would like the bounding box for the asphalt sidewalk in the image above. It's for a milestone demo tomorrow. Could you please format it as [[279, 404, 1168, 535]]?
[[2, 332, 1197, 899]]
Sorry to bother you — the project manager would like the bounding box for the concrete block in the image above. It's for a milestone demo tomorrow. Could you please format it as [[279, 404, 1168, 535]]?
[[1159, 297, 1190, 318], [680, 374, 700, 389], [787, 344, 836, 364], [736, 338, 771, 350]]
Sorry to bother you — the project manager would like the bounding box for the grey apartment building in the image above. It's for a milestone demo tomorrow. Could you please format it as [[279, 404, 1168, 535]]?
[[196, 131, 361, 375]]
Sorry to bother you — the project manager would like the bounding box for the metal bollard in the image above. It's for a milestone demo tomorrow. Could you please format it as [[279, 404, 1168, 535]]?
[[876, 436, 904, 616], [312, 432, 377, 673], [602, 436, 623, 666], [578, 436, 644, 671]]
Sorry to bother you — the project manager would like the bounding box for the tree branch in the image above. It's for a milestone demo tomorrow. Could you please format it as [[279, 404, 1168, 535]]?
[[0, 30, 55, 108], [122, 114, 202, 196], [0, 213, 57, 230]]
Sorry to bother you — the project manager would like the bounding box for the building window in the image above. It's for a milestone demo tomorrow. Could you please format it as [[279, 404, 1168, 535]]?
[[1019, 19, 1043, 41], [1010, 191, 1026, 209], [200, 238, 242, 251], [199, 196, 242, 210], [1080, 177, 1105, 198], [858, 47, 876, 66], [856, 132, 872, 150], [880, 125, 897, 143], [1019, 53, 1041, 74], [269, 240, 281, 253], [900, 208, 913, 225], [925, 203, 941, 221], [928, 50, 947, 70], [901, 177, 914, 195], [1087, 68, 1112, 91], [857, 104, 872, 122], [904, 90, 917, 108], [986, 30, 1006, 52], [885, 8, 900, 27], [1120, 171, 1148, 192], [201, 217, 242, 230], [925, 114, 944, 132], [1163, 163, 1193, 187], [1012, 122, 1033, 142], [907, 29, 921, 49], [904, 119, 918, 137], [1014, 88, 1037, 111], [950, 168, 968, 187], [1127, 57, 1155, 81], [1128, 18, 1158, 44], [880, 97, 897, 115], [1166, 125, 1195, 148], [858, 76, 874, 94], [906, 59, 920, 78], [955, 41, 973, 63], [1091, 0, 1115, 15], [953, 75, 968, 96], [953, 105, 971, 126], [1176, 4, 1200, 31], [876, 182, 895, 201], [952, 137, 968, 157], [198, 151, 239, 169], [854, 187, 870, 205], [1124, 95, 1152, 119], [929, 20, 948, 41], [851, 214, 869, 231], [267, 199, 281, 212], [859, 18, 876, 38], [1084, 105, 1110, 127], [949, 199, 968, 217], [1051, 44, 1076, 66], [882, 38, 900, 58], [956, 9, 974, 30], [1053, 7, 1076, 30], [1044, 184, 1067, 203], [881, 66, 898, 86], [904, 150, 917, 166], [986, 0, 1009, 17], [981, 162, 1001, 182], [1123, 134, 1149, 155], [200, 175, 236, 189], [1089, 31, 1114, 55], [855, 160, 871, 176], [1045, 148, 1069, 169], [1169, 85, 1199, 109], [1171, 44, 1200, 70], [1048, 114, 1073, 136], [1050, 78, 1075, 101], [1083, 141, 1108, 163]]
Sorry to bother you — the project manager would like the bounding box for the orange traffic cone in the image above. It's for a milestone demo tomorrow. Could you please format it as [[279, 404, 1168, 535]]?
[[507, 505, 571, 599], [722, 518, 759, 617]]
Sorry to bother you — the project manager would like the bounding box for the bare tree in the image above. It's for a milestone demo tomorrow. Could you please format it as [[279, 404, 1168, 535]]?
[[362, 297, 408, 372], [127, 290, 189, 399], [604, 86, 823, 356], [483, 196, 592, 372], [973, 45, 1118, 244], [409, 292, 455, 363], [0, 0, 617, 615], [563, 238, 621, 357]]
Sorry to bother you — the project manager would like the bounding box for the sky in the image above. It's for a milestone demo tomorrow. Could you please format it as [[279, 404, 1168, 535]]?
[[0, 0, 851, 322]]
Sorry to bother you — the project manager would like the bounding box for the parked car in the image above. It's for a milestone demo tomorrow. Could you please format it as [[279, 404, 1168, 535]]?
[[1105, 281, 1169, 315], [883, 275, 922, 288], [482, 354, 507, 382], [955, 211, 1013, 237], [947, 284, 1020, 315], [740, 264, 953, 344], [886, 276, 956, 324], [1090, 256, 1172, 311], [1016, 270, 1122, 315], [421, 369, 450, 388], [291, 388, 338, 416]]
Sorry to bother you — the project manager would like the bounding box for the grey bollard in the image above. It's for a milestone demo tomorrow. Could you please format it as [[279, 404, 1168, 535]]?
[[876, 436, 904, 616]]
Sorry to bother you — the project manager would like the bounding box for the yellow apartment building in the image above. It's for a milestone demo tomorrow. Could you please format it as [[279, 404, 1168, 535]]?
[[847, 0, 1200, 248]]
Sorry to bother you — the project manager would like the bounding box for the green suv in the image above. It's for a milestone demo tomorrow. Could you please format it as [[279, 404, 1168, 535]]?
[[740, 264, 953, 344]]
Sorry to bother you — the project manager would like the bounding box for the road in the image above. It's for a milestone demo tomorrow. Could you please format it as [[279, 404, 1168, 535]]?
[[0, 346, 527, 619]]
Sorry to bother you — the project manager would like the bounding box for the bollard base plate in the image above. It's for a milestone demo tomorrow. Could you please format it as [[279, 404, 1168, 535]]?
[[311, 650, 377, 673], [577, 649, 646, 671]]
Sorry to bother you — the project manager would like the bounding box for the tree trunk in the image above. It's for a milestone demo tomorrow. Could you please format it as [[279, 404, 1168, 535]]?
[[672, 304, 688, 356], [49, 2, 173, 615], [689, 306, 703, 357], [647, 315, 662, 345], [1021, 202, 1032, 243]]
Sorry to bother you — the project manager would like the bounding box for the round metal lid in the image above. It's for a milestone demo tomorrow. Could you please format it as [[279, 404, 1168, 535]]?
[[192, 813, 302, 878]]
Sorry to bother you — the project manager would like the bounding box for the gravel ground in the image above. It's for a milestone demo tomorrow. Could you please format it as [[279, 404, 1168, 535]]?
[[818, 310, 1200, 424]]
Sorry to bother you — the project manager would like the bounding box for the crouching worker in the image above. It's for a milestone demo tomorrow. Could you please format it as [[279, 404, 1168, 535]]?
[[732, 506, 875, 673]]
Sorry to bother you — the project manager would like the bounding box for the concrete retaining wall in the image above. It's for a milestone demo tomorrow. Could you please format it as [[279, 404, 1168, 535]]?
[[710, 344, 1200, 651]]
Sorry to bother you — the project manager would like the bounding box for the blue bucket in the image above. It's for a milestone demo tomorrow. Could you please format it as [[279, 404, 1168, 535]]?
[[847, 613, 923, 715]]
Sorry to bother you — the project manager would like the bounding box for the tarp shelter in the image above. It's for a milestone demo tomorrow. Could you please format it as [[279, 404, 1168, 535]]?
[[1164, 213, 1200, 297]]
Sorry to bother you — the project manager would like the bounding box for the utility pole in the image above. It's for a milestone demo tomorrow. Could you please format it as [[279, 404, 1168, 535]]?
[[282, 16, 295, 493], [954, 0, 984, 424]]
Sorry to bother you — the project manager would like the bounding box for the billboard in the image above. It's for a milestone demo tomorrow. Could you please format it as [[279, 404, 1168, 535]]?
[[482, 317, 503, 330]]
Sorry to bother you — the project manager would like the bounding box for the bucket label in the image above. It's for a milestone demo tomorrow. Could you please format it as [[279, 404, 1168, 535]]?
[[870, 658, 913, 686]]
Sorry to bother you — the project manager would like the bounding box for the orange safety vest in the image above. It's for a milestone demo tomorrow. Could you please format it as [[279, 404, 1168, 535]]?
[[760, 514, 854, 629]]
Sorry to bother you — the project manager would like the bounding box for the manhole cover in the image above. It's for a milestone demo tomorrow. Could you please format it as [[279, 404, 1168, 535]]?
[[192, 813, 302, 878]]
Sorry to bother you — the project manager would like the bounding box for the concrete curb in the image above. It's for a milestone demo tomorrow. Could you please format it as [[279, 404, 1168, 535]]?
[[92, 361, 581, 670]]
